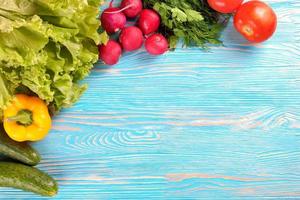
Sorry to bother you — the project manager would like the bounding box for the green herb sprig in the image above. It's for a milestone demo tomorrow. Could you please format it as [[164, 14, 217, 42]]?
[[143, 0, 230, 49]]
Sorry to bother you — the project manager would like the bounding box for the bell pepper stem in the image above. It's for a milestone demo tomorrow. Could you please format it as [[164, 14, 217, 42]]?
[[8, 110, 33, 126]]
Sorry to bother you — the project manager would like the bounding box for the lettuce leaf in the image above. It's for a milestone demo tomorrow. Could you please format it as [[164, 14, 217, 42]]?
[[0, 75, 11, 115], [0, 0, 108, 116]]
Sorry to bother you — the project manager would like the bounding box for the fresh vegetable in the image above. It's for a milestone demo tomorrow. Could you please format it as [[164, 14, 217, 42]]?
[[0, 162, 58, 196], [121, 0, 143, 18], [119, 26, 144, 51], [3, 94, 51, 142], [0, 126, 41, 166], [101, 4, 127, 34], [208, 0, 243, 14], [143, 0, 229, 48], [99, 40, 122, 65], [0, 0, 109, 116], [145, 34, 169, 55], [234, 1, 277, 43], [138, 9, 161, 35]]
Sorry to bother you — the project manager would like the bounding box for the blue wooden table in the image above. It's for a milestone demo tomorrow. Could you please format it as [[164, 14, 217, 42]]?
[[1, 0, 299, 199]]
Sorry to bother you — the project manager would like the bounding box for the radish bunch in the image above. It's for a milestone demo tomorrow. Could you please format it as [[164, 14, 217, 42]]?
[[98, 0, 169, 65]]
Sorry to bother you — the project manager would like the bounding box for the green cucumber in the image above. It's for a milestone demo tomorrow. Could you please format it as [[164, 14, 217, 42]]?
[[0, 162, 58, 196], [0, 126, 41, 166]]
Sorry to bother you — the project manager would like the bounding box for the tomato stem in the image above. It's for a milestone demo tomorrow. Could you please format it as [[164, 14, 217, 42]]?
[[242, 25, 254, 36]]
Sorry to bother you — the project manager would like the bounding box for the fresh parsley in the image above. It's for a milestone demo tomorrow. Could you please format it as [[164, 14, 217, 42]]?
[[143, 0, 230, 48]]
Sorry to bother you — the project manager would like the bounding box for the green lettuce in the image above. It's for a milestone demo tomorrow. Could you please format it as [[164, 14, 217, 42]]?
[[0, 0, 108, 116]]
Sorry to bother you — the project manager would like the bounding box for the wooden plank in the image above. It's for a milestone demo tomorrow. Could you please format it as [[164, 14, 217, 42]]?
[[0, 0, 300, 199]]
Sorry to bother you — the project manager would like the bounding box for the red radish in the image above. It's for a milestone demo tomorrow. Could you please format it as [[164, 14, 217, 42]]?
[[138, 9, 160, 35], [145, 34, 168, 55], [121, 0, 143, 18], [99, 40, 122, 65], [101, 1, 126, 34], [119, 26, 144, 51]]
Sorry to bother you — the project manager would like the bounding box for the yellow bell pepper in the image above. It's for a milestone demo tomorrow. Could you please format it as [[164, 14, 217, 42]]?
[[3, 94, 51, 142]]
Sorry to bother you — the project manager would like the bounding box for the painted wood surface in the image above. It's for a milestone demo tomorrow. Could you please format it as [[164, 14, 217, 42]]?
[[1, 0, 300, 199]]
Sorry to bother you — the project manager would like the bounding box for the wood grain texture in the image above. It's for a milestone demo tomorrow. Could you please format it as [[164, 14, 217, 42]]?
[[1, 0, 300, 199]]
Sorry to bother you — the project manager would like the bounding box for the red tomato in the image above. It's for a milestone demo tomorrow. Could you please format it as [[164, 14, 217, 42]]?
[[234, 1, 277, 43], [208, 0, 243, 14]]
